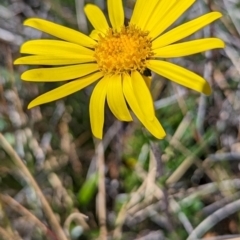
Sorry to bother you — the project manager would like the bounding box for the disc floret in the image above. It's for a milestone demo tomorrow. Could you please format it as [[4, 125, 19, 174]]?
[[94, 24, 153, 74]]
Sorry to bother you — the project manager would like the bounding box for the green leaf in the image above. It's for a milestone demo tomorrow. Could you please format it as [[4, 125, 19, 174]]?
[[77, 173, 98, 206]]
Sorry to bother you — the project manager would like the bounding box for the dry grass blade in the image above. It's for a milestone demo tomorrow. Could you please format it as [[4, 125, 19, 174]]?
[[0, 133, 68, 240]]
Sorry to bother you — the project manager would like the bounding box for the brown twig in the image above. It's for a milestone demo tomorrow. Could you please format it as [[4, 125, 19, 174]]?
[[0, 133, 68, 240]]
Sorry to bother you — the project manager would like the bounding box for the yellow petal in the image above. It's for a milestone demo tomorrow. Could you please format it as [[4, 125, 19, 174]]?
[[147, 60, 211, 95], [90, 76, 108, 139], [130, 0, 159, 28], [152, 12, 222, 49], [149, 0, 196, 40], [90, 30, 103, 41], [21, 63, 99, 81], [28, 71, 103, 109], [130, 0, 148, 25], [107, 74, 132, 121], [84, 4, 109, 33], [24, 18, 96, 48], [131, 71, 155, 121], [123, 74, 166, 139], [153, 38, 225, 58], [19, 40, 94, 56], [14, 55, 95, 65], [139, 0, 160, 29], [144, 0, 177, 32], [107, 0, 124, 30]]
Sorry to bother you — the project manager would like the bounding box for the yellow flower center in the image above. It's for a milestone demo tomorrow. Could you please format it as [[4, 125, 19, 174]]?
[[94, 25, 153, 75]]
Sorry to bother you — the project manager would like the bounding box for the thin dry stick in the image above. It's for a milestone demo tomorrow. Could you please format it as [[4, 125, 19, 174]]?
[[180, 179, 240, 205], [124, 150, 159, 224], [135, 168, 193, 234], [0, 194, 48, 234], [168, 112, 193, 146], [0, 226, 19, 240], [170, 198, 194, 235], [187, 198, 240, 240], [95, 140, 107, 240], [0, 133, 68, 240], [150, 142, 176, 236], [113, 145, 158, 238], [166, 134, 214, 185], [113, 180, 147, 239], [145, 149, 157, 197]]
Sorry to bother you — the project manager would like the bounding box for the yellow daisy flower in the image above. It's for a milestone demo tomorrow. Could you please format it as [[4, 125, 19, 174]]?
[[15, 0, 224, 139]]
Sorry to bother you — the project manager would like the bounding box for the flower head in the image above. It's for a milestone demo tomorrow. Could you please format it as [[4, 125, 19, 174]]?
[[15, 0, 224, 139]]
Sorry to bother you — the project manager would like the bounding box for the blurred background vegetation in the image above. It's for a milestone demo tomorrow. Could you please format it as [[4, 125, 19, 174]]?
[[0, 0, 240, 239]]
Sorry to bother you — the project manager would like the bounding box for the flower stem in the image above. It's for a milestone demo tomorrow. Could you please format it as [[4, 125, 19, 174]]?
[[95, 140, 107, 239]]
